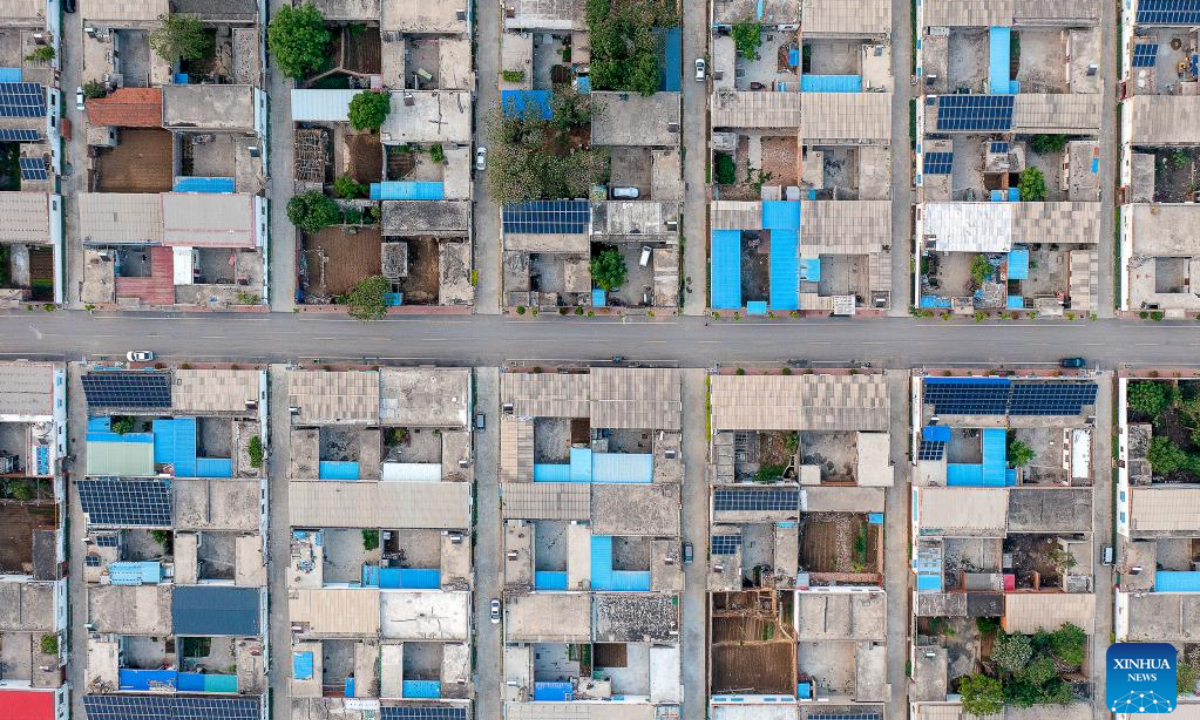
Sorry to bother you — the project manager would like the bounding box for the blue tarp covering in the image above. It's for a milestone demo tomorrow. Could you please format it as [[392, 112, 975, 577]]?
[[319, 461, 360, 480], [801, 74, 863, 92], [404, 681, 442, 699], [592, 452, 653, 483], [920, 295, 952, 308], [659, 27, 682, 91], [1006, 295, 1025, 310], [592, 288, 607, 307], [747, 300, 768, 315], [384, 292, 403, 306], [797, 682, 812, 699], [1156, 571, 1200, 592], [369, 181, 445, 201], [917, 573, 942, 591], [591, 535, 651, 591], [534, 682, 574, 701], [769, 230, 799, 311], [501, 90, 552, 119], [177, 673, 206, 692], [711, 230, 742, 309], [576, 75, 591, 93], [534, 571, 568, 590], [800, 258, 821, 282], [110, 561, 163, 585], [362, 565, 442, 589], [120, 669, 177, 691], [0, 68, 22, 83], [174, 73, 189, 84], [89, 416, 111, 432], [923, 425, 951, 442], [761, 201, 801, 230], [1008, 248, 1029, 280], [345, 678, 354, 696], [173, 177, 235, 194], [86, 431, 153, 443], [989, 27, 1016, 94], [868, 512, 884, 524], [788, 47, 800, 67], [1009, 187, 1021, 202], [294, 652, 314, 680], [990, 190, 1005, 202]]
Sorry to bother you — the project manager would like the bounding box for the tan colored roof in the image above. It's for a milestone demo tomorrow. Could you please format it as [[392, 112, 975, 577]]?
[[378, 367, 470, 428], [710, 374, 889, 431], [913, 706, 1002, 720], [802, 93, 891, 143], [589, 367, 681, 430], [501, 482, 590, 520], [287, 370, 379, 424], [1129, 487, 1200, 533], [507, 706, 657, 720], [381, 0, 469, 32], [802, 0, 889, 35], [80, 0, 169, 22], [161, 193, 257, 248], [0, 0, 46, 22], [172, 369, 260, 414], [918, 487, 1009, 536], [794, 590, 887, 640], [922, 0, 1099, 27], [288, 481, 470, 529], [800, 200, 890, 254], [289, 588, 380, 636], [0, 192, 50, 245], [78, 193, 162, 244], [505, 592, 591, 643], [1127, 204, 1200, 256], [0, 362, 55, 417], [711, 201, 762, 231], [1131, 95, 1200, 145], [1012, 94, 1101, 134], [712, 91, 802, 129], [1003, 593, 1094, 634], [504, 372, 591, 418], [500, 416, 534, 483]]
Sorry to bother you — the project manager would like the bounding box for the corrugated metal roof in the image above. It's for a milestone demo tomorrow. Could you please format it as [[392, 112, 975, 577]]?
[[161, 193, 256, 248], [802, 92, 891, 142], [369, 181, 445, 201], [86, 440, 156, 476], [0, 191, 50, 244], [288, 480, 470, 528], [918, 487, 1009, 536], [1003, 593, 1094, 634], [1130, 487, 1200, 532], [172, 585, 260, 636], [802, 200, 890, 254], [711, 229, 742, 310], [289, 89, 355, 122], [1012, 94, 1101, 134], [769, 230, 799, 311], [710, 374, 890, 431], [802, 0, 889, 35], [501, 482, 590, 520], [78, 193, 163, 244], [287, 370, 379, 424], [711, 90, 802, 129], [0, 362, 55, 417]]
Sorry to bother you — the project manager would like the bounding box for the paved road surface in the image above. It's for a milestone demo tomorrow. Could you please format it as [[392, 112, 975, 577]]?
[[471, 0, 503, 314], [681, 0, 709, 316], [472, 368, 504, 720]]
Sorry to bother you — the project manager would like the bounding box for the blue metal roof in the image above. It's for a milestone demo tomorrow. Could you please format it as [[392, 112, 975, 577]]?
[[532, 464, 573, 482], [0, 68, 21, 83], [801, 75, 863, 93], [989, 27, 1015, 94], [173, 177, 235, 194], [761, 200, 801, 230], [502, 200, 590, 234], [923, 425, 951, 442], [711, 230, 742, 310], [659, 27, 682, 92], [917, 573, 942, 591], [319, 460, 360, 480], [534, 682, 574, 701], [769, 230, 799, 311], [571, 447, 594, 482], [1156, 570, 1200, 592], [404, 681, 442, 699], [172, 586, 261, 636], [109, 561, 164, 585], [534, 571, 568, 590], [370, 181, 445, 201], [1008, 247, 1029, 280], [590, 535, 651, 591], [592, 288, 607, 307], [1006, 295, 1025, 310], [981, 428, 1007, 486], [293, 652, 314, 680], [501, 90, 552, 120], [592, 452, 653, 483], [746, 300, 768, 315]]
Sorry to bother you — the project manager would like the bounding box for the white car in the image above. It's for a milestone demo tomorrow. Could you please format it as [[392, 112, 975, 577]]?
[[475, 147, 487, 171], [126, 351, 154, 363], [694, 58, 706, 82], [490, 598, 501, 624], [75, 86, 85, 111]]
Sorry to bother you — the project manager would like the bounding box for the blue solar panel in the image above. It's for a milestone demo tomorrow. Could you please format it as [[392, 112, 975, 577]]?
[[20, 156, 47, 180], [810, 714, 882, 720], [918, 440, 946, 461], [936, 95, 1014, 131], [713, 488, 800, 513], [923, 379, 1097, 416], [989, 142, 1009, 154], [380, 708, 468, 720], [83, 695, 262, 720], [1137, 0, 1200, 24], [923, 152, 953, 175], [1009, 382, 1098, 416], [1133, 43, 1159, 67], [923, 379, 1010, 414], [85, 555, 101, 567], [0, 128, 40, 142], [96, 534, 119, 547], [82, 372, 172, 408], [78, 479, 172, 527], [711, 535, 742, 555], [0, 82, 46, 118], [501, 200, 590, 235]]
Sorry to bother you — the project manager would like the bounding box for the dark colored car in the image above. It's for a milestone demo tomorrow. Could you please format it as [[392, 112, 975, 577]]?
[[1060, 357, 1087, 369], [682, 542, 694, 564], [64, 0, 76, 12]]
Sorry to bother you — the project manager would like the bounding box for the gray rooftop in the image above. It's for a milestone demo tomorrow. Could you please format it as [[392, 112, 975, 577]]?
[[162, 84, 257, 131], [592, 483, 681, 536], [1005, 488, 1092, 533], [1124, 592, 1200, 642], [505, 591, 591, 643], [381, 201, 470, 236], [87, 584, 173, 635], [0, 582, 54, 631], [794, 590, 887, 640], [591, 92, 681, 147], [170, 0, 258, 22], [173, 586, 261, 636], [0, 362, 55, 417], [593, 593, 678, 643], [173, 478, 261, 531], [378, 367, 470, 428]]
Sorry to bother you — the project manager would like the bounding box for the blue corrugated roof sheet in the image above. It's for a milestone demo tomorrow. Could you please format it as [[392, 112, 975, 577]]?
[[590, 535, 650, 591], [319, 461, 360, 480], [1156, 571, 1200, 592], [917, 573, 942, 591], [761, 201, 801, 230], [533, 464, 573, 482], [769, 230, 799, 311], [800, 258, 821, 282], [747, 300, 768, 315], [1008, 247, 1029, 280], [197, 457, 233, 478], [534, 571, 568, 590], [801, 75, 863, 92], [920, 295, 952, 308], [1006, 295, 1025, 310], [370, 181, 445, 201], [109, 561, 163, 585], [293, 652, 314, 680], [592, 288, 606, 307], [592, 452, 653, 483], [947, 464, 984, 486], [989, 27, 1014, 94], [570, 447, 594, 482], [501, 90, 553, 120], [0, 68, 22, 83], [923, 425, 951, 442], [403, 681, 442, 699], [119, 669, 177, 691], [173, 177, 235, 194], [534, 682, 574, 701], [659, 27, 682, 91], [981, 428, 1007, 486], [711, 230, 742, 310]]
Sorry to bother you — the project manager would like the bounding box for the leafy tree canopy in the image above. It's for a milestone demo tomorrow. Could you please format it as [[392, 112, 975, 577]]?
[[1019, 167, 1047, 201], [960, 674, 1004, 716], [1048, 623, 1087, 668], [1030, 134, 1068, 155], [1128, 381, 1168, 419], [150, 14, 212, 63], [287, 191, 340, 233], [348, 91, 391, 131], [343, 275, 390, 321], [585, 0, 676, 95], [732, 21, 762, 59], [1008, 439, 1035, 468], [992, 633, 1033, 673], [267, 3, 331, 80], [591, 247, 627, 292]]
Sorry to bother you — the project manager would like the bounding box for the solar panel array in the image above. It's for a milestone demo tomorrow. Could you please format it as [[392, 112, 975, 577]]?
[[923, 152, 953, 175], [501, 200, 590, 235], [918, 440, 946, 461], [923, 380, 1097, 416], [713, 488, 800, 513], [85, 555, 101, 567], [711, 535, 742, 555], [0, 82, 46, 118], [1133, 43, 1159, 67], [380, 708, 468, 720], [82, 695, 261, 720], [19, 156, 47, 181], [809, 714, 882, 720], [78, 479, 172, 527], [96, 534, 119, 547], [936, 95, 1014, 131], [989, 141, 1009, 154], [1137, 0, 1200, 24], [0, 128, 41, 142], [82, 372, 172, 408]]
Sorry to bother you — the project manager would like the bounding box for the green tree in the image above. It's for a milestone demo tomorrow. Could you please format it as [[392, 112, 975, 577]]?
[[484, 107, 608, 203], [150, 529, 171, 546], [111, 416, 136, 435], [430, 143, 445, 163], [342, 275, 390, 321], [1149, 436, 1188, 475], [361, 529, 380, 551], [1017, 654, 1058, 686], [1128, 381, 1168, 418], [267, 3, 331, 80], [501, 69, 526, 83], [1048, 623, 1087, 667], [8, 479, 32, 501], [992, 632, 1033, 673], [714, 153, 736, 184], [40, 634, 58, 656], [150, 14, 212, 63], [732, 21, 762, 59], [591, 247, 627, 291], [333, 175, 368, 199], [1008, 439, 1035, 467], [83, 80, 108, 99], [348, 90, 391, 131], [25, 45, 55, 63], [584, 0, 674, 95], [247, 436, 264, 469], [549, 88, 592, 130], [971, 253, 993, 285], [1019, 167, 1047, 201], [1030, 134, 1067, 155], [960, 674, 1005, 716], [1037, 678, 1072, 705], [287, 191, 340, 233]]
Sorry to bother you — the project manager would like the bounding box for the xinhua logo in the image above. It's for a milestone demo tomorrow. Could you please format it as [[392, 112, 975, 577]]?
[[1107, 642, 1178, 714]]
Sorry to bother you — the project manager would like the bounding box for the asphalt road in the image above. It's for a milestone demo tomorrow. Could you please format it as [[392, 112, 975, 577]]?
[[7, 311, 1198, 369]]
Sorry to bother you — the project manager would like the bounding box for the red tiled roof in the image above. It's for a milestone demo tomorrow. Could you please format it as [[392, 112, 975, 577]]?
[[0, 690, 55, 720], [85, 88, 163, 128]]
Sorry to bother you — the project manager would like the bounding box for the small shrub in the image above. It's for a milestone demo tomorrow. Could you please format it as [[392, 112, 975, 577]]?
[[8, 479, 33, 501], [111, 416, 136, 435], [430, 143, 445, 163], [501, 69, 526, 83], [247, 436, 264, 469], [781, 367, 792, 375], [714, 153, 736, 185], [343, 207, 364, 225], [40, 634, 58, 656], [333, 175, 368, 199], [1151, 310, 1165, 322], [1007, 439, 1035, 467], [25, 45, 55, 63], [735, 368, 746, 375], [732, 21, 762, 59], [574, 306, 584, 315], [1030, 134, 1067, 155], [516, 305, 526, 315], [1178, 658, 1199, 695], [1018, 166, 1047, 201], [150, 529, 171, 546], [361, 529, 380, 551]]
